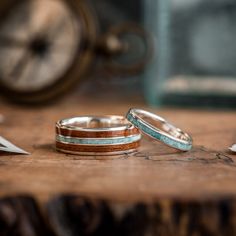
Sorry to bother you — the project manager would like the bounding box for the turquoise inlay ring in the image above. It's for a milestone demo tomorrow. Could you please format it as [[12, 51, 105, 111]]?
[[55, 115, 141, 155], [126, 108, 193, 151]]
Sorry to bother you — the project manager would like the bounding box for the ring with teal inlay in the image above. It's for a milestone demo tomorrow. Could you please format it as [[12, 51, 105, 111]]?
[[126, 108, 192, 151], [55, 115, 141, 155], [56, 134, 141, 146]]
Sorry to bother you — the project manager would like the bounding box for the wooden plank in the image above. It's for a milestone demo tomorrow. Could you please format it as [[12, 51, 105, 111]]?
[[0, 93, 235, 235]]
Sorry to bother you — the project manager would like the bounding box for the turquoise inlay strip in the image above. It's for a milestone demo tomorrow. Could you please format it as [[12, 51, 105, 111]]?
[[56, 134, 141, 146], [126, 113, 192, 151]]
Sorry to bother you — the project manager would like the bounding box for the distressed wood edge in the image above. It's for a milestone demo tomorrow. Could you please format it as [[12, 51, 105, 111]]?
[[1, 194, 236, 235]]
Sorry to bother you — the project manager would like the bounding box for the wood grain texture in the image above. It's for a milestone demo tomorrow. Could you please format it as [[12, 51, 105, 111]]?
[[56, 140, 140, 154], [0, 92, 236, 235], [56, 126, 140, 138]]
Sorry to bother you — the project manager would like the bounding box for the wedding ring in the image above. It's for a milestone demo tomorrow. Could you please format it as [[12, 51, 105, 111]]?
[[56, 116, 141, 155], [126, 109, 192, 151]]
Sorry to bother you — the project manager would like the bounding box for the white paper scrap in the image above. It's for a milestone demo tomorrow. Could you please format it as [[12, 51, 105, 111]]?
[[229, 144, 236, 153], [0, 136, 29, 155]]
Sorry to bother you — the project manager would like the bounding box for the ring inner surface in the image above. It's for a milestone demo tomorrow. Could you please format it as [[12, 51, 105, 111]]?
[[62, 116, 130, 129]]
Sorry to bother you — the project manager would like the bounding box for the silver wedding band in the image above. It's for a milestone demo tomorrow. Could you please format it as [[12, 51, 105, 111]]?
[[126, 108, 192, 151], [56, 115, 141, 155]]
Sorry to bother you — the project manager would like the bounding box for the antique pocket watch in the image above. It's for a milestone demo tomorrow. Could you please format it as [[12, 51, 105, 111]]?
[[0, 0, 152, 104]]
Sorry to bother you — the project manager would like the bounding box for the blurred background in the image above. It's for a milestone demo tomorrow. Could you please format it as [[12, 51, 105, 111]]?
[[0, 0, 235, 108]]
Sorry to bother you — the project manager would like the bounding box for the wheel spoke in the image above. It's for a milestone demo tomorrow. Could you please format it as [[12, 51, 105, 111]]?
[[9, 50, 32, 81], [0, 36, 27, 48], [22, 57, 40, 84]]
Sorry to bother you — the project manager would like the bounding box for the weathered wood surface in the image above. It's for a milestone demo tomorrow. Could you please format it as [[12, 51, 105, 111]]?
[[0, 92, 236, 235]]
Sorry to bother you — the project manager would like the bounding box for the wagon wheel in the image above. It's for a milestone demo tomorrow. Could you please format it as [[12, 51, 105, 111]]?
[[97, 22, 153, 76], [0, 0, 97, 104]]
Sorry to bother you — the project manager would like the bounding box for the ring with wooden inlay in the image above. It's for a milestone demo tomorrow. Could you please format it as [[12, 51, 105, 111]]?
[[55, 116, 141, 155]]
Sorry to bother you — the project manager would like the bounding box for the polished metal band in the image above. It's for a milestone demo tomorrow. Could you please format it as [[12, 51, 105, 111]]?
[[56, 115, 141, 155], [126, 108, 192, 151]]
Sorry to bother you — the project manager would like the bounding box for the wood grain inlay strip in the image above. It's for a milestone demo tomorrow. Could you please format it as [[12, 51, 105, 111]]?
[[55, 140, 140, 153], [56, 126, 140, 138]]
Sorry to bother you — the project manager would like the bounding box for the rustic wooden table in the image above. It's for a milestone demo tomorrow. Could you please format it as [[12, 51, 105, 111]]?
[[0, 93, 235, 236]]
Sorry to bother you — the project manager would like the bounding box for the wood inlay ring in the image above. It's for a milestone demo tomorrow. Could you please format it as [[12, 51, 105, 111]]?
[[55, 116, 141, 155]]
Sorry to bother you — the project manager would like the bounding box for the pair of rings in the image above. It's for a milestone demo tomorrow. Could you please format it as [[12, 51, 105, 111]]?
[[56, 109, 193, 155]]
